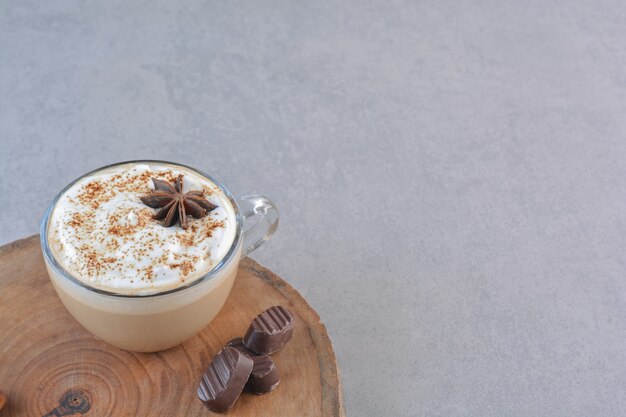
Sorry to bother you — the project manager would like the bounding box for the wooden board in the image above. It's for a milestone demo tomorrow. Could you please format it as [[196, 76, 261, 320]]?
[[0, 236, 345, 417]]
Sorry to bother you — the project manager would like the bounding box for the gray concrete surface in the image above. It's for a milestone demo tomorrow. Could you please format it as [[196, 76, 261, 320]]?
[[2, 1, 626, 416]]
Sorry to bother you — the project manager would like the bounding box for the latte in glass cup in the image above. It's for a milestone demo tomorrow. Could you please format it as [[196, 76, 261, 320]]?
[[40, 161, 278, 352]]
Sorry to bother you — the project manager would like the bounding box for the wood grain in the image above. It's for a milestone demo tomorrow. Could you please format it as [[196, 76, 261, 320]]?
[[0, 236, 345, 417]]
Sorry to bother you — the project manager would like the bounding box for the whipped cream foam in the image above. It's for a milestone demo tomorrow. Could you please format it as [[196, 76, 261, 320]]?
[[47, 163, 237, 295]]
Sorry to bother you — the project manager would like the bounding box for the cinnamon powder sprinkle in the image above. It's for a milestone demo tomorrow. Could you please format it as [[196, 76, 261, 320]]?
[[67, 212, 84, 228], [204, 220, 225, 238], [175, 260, 196, 277], [143, 266, 154, 281], [106, 238, 120, 251], [53, 167, 229, 286], [176, 233, 195, 247]]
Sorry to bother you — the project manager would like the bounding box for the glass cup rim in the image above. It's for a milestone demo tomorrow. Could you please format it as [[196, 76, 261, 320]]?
[[39, 159, 244, 299]]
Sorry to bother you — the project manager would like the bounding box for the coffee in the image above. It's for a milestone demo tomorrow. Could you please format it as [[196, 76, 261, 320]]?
[[40, 161, 276, 352], [47, 162, 236, 295]]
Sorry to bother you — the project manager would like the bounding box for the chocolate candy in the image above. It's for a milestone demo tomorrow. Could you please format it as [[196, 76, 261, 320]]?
[[243, 306, 295, 355], [225, 337, 254, 356], [246, 354, 280, 394], [197, 306, 294, 411], [197, 347, 253, 413], [226, 337, 280, 394]]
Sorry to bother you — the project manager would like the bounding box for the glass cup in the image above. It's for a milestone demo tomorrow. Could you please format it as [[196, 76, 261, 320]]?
[[40, 160, 278, 352]]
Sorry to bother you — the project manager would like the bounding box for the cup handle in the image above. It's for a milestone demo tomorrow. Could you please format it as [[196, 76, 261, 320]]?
[[237, 195, 279, 256]]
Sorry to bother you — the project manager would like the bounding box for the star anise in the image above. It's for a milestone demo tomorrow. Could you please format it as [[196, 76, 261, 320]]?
[[140, 175, 217, 229]]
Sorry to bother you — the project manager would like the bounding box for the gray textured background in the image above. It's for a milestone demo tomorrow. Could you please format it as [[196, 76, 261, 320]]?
[[2, 1, 626, 416]]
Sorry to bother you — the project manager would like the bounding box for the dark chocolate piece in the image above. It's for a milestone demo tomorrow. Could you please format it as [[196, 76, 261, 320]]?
[[226, 338, 280, 394], [243, 305, 295, 354], [246, 354, 280, 394], [226, 337, 256, 357], [197, 347, 253, 413]]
